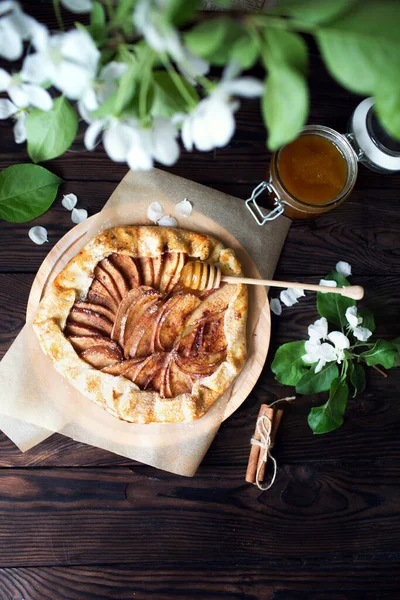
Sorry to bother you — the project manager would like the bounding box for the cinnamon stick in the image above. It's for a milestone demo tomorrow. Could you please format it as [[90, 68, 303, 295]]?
[[256, 408, 283, 484], [245, 404, 275, 484]]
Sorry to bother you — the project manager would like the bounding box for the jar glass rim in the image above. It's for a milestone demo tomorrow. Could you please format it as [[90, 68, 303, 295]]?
[[275, 125, 358, 208]]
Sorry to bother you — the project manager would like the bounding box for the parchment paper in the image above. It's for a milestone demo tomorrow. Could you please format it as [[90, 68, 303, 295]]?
[[0, 169, 290, 475]]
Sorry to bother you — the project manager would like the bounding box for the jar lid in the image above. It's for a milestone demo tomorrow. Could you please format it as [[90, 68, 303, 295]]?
[[350, 98, 400, 172]]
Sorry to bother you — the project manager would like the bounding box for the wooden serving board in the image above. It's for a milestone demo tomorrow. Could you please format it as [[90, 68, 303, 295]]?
[[26, 215, 270, 422]]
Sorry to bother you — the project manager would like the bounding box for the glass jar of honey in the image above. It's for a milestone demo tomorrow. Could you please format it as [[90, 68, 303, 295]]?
[[246, 125, 359, 223]]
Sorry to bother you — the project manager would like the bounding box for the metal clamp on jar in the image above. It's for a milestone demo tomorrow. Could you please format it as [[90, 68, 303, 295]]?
[[247, 99, 400, 225]]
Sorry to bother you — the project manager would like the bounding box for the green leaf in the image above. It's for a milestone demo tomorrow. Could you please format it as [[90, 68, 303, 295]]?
[[0, 164, 62, 223], [152, 71, 198, 117], [358, 307, 375, 333], [262, 65, 308, 151], [114, 0, 136, 23], [91, 90, 118, 118], [271, 341, 308, 386], [90, 1, 107, 43], [296, 362, 339, 395], [26, 97, 78, 163], [114, 64, 138, 116], [308, 377, 349, 434], [349, 362, 366, 397], [375, 83, 400, 141], [273, 0, 356, 25], [392, 336, 400, 367], [316, 1, 400, 96], [231, 33, 259, 69], [184, 17, 242, 64], [165, 0, 200, 25], [317, 270, 355, 329], [262, 29, 308, 75], [360, 339, 396, 369]]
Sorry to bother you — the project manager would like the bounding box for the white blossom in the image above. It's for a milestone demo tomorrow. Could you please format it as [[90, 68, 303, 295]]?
[[327, 331, 350, 364], [319, 278, 338, 290], [62, 193, 78, 210], [21, 29, 100, 100], [336, 261, 352, 277], [303, 317, 350, 373], [71, 208, 88, 224], [0, 98, 27, 142], [60, 0, 93, 13], [270, 298, 282, 316], [308, 317, 328, 341], [175, 198, 192, 217], [0, 68, 53, 111], [134, 0, 183, 59], [280, 287, 305, 307], [0, 1, 47, 61], [78, 62, 127, 124], [179, 65, 263, 152], [29, 226, 48, 245], [147, 202, 164, 223], [345, 306, 372, 342]]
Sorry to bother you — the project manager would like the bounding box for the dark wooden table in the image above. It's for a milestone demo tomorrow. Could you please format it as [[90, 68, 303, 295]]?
[[1, 6, 400, 600]]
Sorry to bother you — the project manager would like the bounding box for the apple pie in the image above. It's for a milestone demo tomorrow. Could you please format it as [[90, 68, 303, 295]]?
[[33, 226, 247, 423]]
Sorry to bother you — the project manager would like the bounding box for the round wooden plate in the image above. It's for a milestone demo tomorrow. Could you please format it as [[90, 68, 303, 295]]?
[[27, 215, 270, 422]]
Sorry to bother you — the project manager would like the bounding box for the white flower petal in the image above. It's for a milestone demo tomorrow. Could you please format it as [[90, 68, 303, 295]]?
[[84, 118, 105, 150], [27, 19, 48, 52], [53, 62, 92, 100], [71, 208, 88, 224], [158, 215, 178, 227], [60, 30, 99, 74], [0, 98, 17, 119], [0, 2, 18, 16], [23, 84, 53, 111], [60, 0, 93, 13], [151, 118, 179, 166], [318, 342, 338, 361], [353, 327, 372, 342], [80, 86, 98, 112], [314, 358, 326, 373], [126, 144, 153, 171], [100, 61, 127, 84], [8, 83, 29, 108], [280, 287, 305, 307], [308, 317, 328, 341], [0, 67, 11, 91], [29, 225, 48, 245], [147, 202, 164, 223], [345, 306, 361, 328], [270, 298, 282, 316], [62, 193, 78, 210], [222, 77, 264, 98], [103, 121, 136, 162], [327, 331, 350, 350], [181, 114, 194, 151], [21, 53, 53, 85], [13, 112, 26, 143], [319, 278, 338, 289], [0, 19, 23, 60], [175, 198, 192, 217], [336, 261, 352, 277]]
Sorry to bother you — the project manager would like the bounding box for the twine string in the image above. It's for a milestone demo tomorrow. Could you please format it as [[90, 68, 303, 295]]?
[[251, 415, 277, 491]]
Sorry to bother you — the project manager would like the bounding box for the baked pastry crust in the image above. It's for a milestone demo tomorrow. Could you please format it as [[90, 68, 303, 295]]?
[[33, 226, 247, 423]]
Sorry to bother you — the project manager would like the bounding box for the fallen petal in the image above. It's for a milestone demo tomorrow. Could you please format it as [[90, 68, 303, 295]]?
[[270, 298, 282, 316], [319, 279, 338, 290], [62, 193, 78, 210], [147, 202, 164, 223], [336, 261, 352, 277], [280, 287, 305, 307], [29, 225, 48, 245], [71, 208, 88, 224], [158, 215, 178, 227], [175, 198, 192, 217]]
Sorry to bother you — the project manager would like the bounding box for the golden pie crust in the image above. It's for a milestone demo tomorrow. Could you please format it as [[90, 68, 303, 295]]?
[[33, 226, 247, 423]]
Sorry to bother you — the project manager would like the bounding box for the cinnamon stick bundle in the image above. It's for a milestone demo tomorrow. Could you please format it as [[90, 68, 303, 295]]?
[[245, 404, 283, 486]]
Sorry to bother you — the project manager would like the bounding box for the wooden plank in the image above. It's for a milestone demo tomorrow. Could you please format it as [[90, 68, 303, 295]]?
[[0, 465, 399, 567], [0, 562, 399, 599]]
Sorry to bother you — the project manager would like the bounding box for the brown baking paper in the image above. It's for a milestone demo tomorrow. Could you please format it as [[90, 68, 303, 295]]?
[[0, 169, 290, 475]]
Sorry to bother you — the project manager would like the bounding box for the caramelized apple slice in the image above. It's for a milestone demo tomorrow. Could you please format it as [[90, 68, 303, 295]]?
[[68, 335, 118, 352], [133, 352, 169, 389], [157, 294, 200, 351], [87, 279, 119, 313], [138, 257, 154, 287], [65, 322, 105, 337], [123, 290, 161, 351], [152, 255, 163, 290], [167, 252, 185, 293], [100, 257, 129, 298], [80, 345, 123, 369], [202, 315, 227, 353], [159, 252, 180, 294], [183, 284, 235, 328], [135, 304, 164, 357], [176, 350, 225, 375], [102, 356, 149, 377], [110, 254, 141, 289], [94, 264, 122, 304], [111, 286, 155, 346], [166, 359, 193, 397], [124, 299, 161, 358], [69, 307, 113, 336], [74, 301, 115, 322]]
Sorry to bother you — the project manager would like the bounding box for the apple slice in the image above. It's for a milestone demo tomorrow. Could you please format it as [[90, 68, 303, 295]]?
[[110, 253, 141, 289], [159, 252, 180, 294], [133, 352, 169, 389], [80, 345, 122, 369], [152, 255, 163, 290], [87, 279, 119, 313], [101, 356, 147, 376], [74, 301, 115, 322], [69, 307, 113, 336], [68, 335, 117, 352], [167, 252, 185, 294], [202, 315, 227, 353], [99, 257, 129, 298], [138, 257, 154, 287], [167, 359, 193, 397], [122, 289, 161, 349], [111, 286, 155, 346], [124, 299, 161, 358], [94, 264, 122, 304], [158, 294, 200, 351], [183, 284, 235, 329], [176, 349, 225, 375], [64, 322, 105, 337]]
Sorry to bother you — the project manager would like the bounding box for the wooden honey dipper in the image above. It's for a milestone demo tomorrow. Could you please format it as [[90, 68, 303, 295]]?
[[180, 261, 364, 300]]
